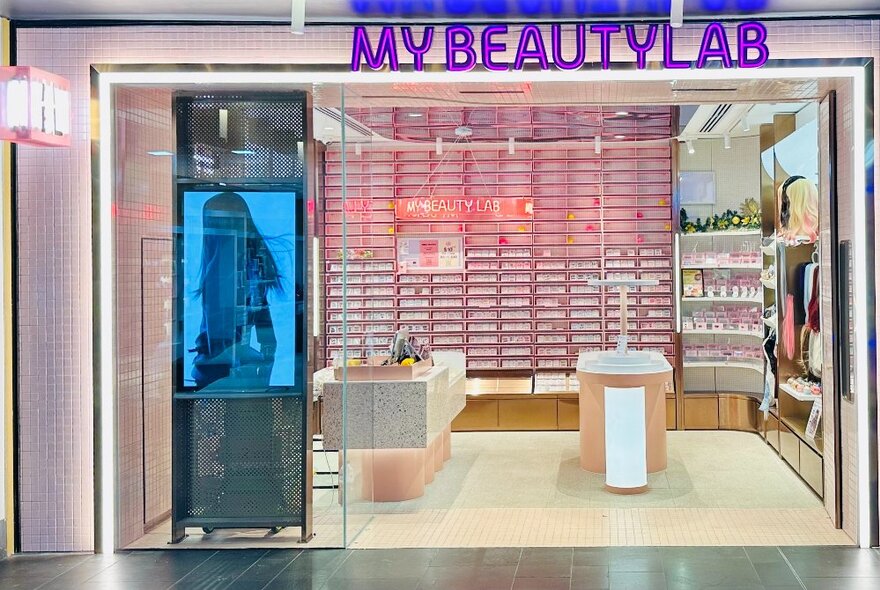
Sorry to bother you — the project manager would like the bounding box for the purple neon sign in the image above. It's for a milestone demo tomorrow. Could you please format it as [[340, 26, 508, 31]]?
[[350, 22, 770, 72]]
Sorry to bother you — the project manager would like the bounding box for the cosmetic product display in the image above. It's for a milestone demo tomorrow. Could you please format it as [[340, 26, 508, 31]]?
[[679, 215, 765, 398], [681, 251, 761, 268], [322, 140, 674, 370]]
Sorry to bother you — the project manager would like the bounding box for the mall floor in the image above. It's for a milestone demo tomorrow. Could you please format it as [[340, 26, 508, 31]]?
[[130, 430, 849, 549], [2, 546, 880, 590]]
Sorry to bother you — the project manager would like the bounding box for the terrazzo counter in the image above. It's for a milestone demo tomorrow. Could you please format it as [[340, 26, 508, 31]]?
[[320, 363, 466, 501]]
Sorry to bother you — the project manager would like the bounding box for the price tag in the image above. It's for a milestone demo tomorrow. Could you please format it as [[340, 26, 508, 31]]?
[[806, 398, 823, 439]]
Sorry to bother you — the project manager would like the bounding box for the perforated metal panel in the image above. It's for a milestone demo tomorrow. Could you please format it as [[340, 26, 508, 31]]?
[[171, 92, 311, 541], [176, 95, 306, 181], [179, 396, 305, 521]]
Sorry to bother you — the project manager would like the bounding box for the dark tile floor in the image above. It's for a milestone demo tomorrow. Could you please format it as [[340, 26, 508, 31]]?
[[1, 546, 879, 590]]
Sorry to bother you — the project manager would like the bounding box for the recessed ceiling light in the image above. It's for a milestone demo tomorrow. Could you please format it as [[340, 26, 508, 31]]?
[[615, 111, 629, 116], [614, 135, 626, 139], [231, 149, 256, 155], [147, 150, 173, 156], [407, 112, 423, 118]]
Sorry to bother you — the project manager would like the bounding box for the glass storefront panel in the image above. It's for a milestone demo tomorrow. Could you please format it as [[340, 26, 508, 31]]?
[[111, 83, 333, 548], [99, 68, 870, 551]]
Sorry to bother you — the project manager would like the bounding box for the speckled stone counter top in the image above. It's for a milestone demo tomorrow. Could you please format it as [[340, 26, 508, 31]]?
[[322, 365, 466, 450]]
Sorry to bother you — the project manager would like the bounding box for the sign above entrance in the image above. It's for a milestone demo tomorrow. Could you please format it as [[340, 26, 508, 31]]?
[[396, 196, 534, 220], [351, 22, 769, 72], [0, 66, 71, 147]]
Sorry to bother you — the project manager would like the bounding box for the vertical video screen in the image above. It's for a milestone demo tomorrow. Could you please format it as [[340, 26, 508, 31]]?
[[182, 190, 297, 391]]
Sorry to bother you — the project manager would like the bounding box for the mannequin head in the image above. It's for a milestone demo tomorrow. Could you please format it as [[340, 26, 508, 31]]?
[[778, 177, 819, 242]]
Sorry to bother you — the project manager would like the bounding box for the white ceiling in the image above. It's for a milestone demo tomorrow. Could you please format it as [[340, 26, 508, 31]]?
[[4, 0, 880, 20]]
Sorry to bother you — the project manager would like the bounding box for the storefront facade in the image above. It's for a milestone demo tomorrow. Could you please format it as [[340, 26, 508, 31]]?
[[4, 17, 879, 553]]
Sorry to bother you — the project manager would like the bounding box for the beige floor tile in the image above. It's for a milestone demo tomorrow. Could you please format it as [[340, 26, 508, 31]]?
[[127, 430, 851, 550]]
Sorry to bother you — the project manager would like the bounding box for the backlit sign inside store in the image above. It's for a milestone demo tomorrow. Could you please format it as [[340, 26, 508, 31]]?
[[396, 196, 535, 220], [0, 66, 71, 147], [351, 22, 769, 72]]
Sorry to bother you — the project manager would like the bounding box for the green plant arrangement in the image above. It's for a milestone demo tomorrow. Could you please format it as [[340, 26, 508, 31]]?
[[680, 198, 762, 233]]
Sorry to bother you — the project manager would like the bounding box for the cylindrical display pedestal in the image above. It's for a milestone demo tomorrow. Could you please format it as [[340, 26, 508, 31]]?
[[576, 351, 673, 493]]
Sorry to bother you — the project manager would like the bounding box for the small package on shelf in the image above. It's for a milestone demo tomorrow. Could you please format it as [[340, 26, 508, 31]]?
[[501, 310, 531, 319], [468, 310, 498, 320], [501, 285, 531, 295], [468, 335, 498, 344]]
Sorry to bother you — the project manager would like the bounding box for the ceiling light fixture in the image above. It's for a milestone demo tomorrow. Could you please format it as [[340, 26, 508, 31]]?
[[741, 118, 751, 132], [723, 133, 731, 149], [231, 149, 256, 155], [407, 112, 423, 118], [508, 137, 515, 155], [147, 150, 173, 156], [614, 135, 626, 140], [291, 0, 305, 35], [615, 111, 629, 116], [686, 140, 695, 155], [670, 0, 684, 28], [594, 135, 601, 155]]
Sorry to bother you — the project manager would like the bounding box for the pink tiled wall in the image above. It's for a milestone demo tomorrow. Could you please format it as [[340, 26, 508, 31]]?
[[13, 21, 880, 552], [113, 87, 174, 548]]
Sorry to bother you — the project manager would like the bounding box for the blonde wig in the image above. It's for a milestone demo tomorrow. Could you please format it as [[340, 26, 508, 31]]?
[[778, 177, 819, 242]]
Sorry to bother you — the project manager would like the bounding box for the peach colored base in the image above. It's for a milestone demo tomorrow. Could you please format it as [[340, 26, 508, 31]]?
[[577, 370, 673, 475], [346, 424, 455, 503], [424, 444, 436, 484], [361, 448, 426, 502], [433, 434, 445, 472]]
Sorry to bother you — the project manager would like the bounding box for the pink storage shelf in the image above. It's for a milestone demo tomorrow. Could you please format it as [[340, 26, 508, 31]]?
[[321, 106, 675, 370]]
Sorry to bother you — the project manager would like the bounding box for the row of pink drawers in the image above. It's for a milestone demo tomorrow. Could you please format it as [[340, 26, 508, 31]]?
[[325, 146, 672, 162], [324, 207, 672, 225], [322, 247, 673, 261], [326, 221, 672, 236], [327, 285, 672, 302], [344, 106, 669, 120], [327, 172, 671, 187], [323, 192, 671, 206], [326, 159, 670, 175], [325, 348, 677, 365], [326, 321, 674, 333], [327, 295, 674, 307], [323, 233, 672, 250]]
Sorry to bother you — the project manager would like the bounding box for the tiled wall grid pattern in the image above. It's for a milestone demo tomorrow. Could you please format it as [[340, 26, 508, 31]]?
[[14, 22, 880, 551], [114, 87, 174, 548], [322, 106, 675, 373], [832, 80, 860, 545]]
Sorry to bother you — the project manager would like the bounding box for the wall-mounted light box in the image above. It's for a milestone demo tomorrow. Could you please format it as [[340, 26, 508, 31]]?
[[0, 66, 71, 147]]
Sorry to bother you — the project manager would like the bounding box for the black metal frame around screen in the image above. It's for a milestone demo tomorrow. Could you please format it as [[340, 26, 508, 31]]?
[[171, 182, 306, 398], [169, 92, 312, 543]]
